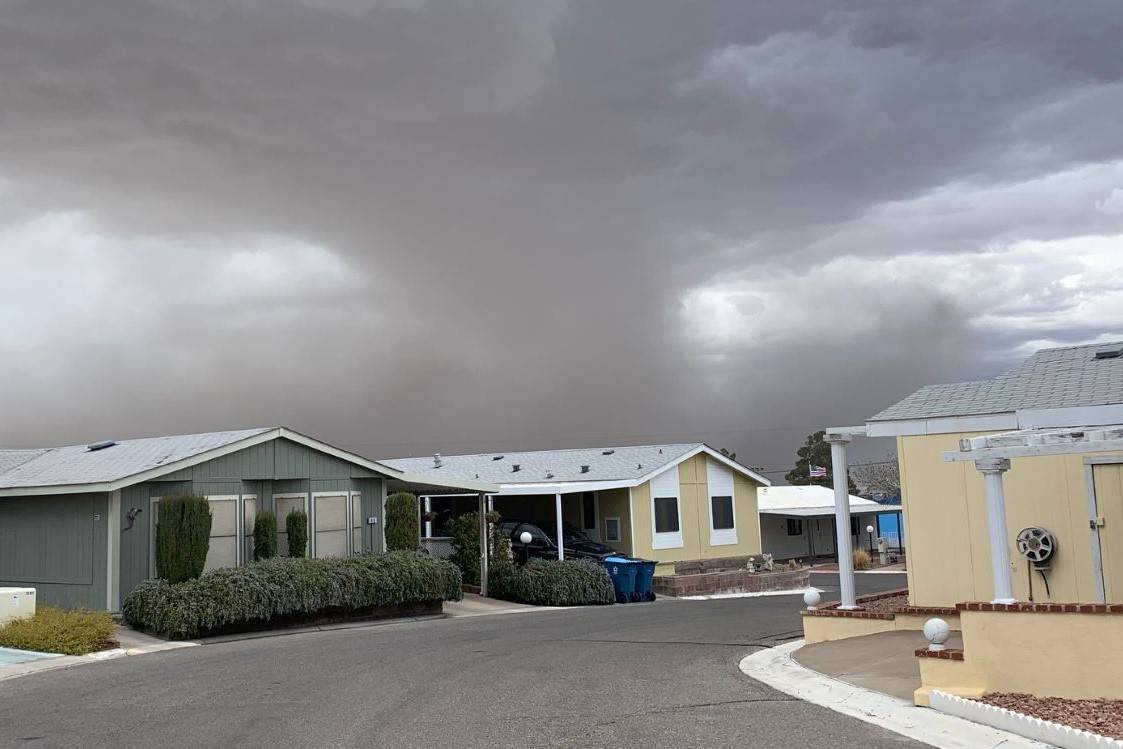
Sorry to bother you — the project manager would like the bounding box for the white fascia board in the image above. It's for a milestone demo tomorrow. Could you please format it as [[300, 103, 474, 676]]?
[[1016, 404, 1123, 429], [491, 479, 636, 496], [865, 413, 1018, 437], [759, 504, 899, 518], [390, 472, 500, 494], [825, 425, 869, 437]]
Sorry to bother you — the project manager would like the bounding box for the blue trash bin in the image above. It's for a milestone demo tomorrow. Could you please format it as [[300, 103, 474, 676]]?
[[632, 559, 657, 601], [603, 556, 638, 603]]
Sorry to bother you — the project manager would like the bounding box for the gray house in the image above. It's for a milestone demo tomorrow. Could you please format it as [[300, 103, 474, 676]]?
[[0, 427, 494, 611]]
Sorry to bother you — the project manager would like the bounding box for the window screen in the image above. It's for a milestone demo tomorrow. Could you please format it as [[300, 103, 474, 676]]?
[[710, 496, 734, 530], [786, 518, 803, 536], [654, 497, 680, 533]]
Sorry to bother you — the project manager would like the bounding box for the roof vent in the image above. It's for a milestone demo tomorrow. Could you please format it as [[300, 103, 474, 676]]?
[[637, 463, 642, 470], [87, 440, 117, 452], [492, 455, 504, 460], [1094, 348, 1123, 360], [512, 464, 521, 473], [580, 465, 590, 473], [433, 453, 443, 468], [546, 472, 554, 479], [602, 449, 614, 455]]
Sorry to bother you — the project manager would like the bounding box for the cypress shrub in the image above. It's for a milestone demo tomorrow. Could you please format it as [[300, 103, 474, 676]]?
[[286, 510, 308, 558], [155, 495, 212, 583], [122, 552, 463, 639], [448, 511, 499, 585], [253, 511, 277, 561], [385, 492, 420, 552]]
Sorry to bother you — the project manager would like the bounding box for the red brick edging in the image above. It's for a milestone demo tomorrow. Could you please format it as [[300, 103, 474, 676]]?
[[800, 588, 909, 620], [897, 605, 959, 616], [915, 647, 965, 661], [956, 601, 1123, 614]]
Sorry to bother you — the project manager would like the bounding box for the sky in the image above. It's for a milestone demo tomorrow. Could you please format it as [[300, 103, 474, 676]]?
[[2, 1, 1123, 479]]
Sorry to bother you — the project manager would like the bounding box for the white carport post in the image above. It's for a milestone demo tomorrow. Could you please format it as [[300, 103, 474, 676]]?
[[478, 492, 489, 597], [422, 496, 432, 539], [825, 433, 858, 610], [555, 493, 565, 560], [975, 457, 1016, 604]]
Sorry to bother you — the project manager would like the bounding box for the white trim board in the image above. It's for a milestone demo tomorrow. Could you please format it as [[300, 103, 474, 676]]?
[[649, 464, 683, 550], [930, 691, 1122, 749]]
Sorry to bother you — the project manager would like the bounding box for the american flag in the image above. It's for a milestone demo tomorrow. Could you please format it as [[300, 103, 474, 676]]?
[[809, 465, 827, 478]]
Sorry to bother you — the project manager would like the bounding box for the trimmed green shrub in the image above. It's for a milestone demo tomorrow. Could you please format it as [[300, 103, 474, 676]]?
[[0, 607, 116, 655], [122, 551, 463, 639], [448, 510, 500, 585], [286, 510, 308, 558], [490, 556, 615, 607], [385, 492, 420, 552], [155, 495, 212, 583], [253, 511, 277, 561]]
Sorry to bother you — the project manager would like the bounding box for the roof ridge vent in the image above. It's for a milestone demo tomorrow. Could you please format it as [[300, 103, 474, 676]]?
[[492, 455, 504, 460], [602, 449, 615, 455], [433, 453, 443, 468], [546, 471, 554, 479], [1094, 347, 1123, 360], [87, 440, 117, 452]]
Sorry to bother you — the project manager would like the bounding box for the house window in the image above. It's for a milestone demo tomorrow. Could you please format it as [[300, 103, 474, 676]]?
[[787, 518, 803, 536], [850, 517, 859, 536], [649, 465, 683, 549], [711, 497, 734, 530], [604, 516, 621, 543], [582, 492, 597, 531], [654, 497, 680, 533], [706, 458, 737, 546]]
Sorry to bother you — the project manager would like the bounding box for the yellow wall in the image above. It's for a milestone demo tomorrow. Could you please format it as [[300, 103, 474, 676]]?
[[630, 453, 763, 570], [915, 609, 1123, 703], [802, 611, 961, 644], [597, 487, 632, 557], [898, 432, 1120, 607]]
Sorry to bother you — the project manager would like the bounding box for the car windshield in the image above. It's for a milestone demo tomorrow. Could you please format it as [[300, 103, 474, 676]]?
[[562, 525, 593, 543]]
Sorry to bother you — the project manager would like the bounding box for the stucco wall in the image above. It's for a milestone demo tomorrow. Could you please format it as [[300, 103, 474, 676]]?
[[630, 454, 762, 567], [898, 432, 1118, 607]]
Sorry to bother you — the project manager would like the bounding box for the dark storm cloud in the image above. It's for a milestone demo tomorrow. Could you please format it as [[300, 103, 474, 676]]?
[[2, 0, 1123, 472]]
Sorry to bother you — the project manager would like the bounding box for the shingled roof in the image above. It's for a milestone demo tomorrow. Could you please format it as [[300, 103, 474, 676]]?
[[869, 341, 1123, 422]]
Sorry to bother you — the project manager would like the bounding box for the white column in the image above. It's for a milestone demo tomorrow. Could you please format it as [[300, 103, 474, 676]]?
[[976, 458, 1016, 604], [487, 494, 494, 513], [555, 493, 564, 560], [422, 496, 432, 539], [826, 434, 857, 609], [478, 492, 488, 597]]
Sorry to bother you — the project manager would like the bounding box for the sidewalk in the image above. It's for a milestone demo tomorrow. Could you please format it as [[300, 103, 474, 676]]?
[[0, 625, 195, 683]]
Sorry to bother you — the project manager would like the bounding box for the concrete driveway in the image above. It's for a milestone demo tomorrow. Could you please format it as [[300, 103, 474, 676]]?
[[0, 573, 919, 749]]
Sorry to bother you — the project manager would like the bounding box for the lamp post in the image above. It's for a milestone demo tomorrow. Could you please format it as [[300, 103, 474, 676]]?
[[519, 530, 532, 565], [866, 524, 875, 555]]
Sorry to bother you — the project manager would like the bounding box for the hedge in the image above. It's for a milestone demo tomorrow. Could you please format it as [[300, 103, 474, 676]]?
[[0, 607, 116, 655], [155, 495, 212, 583], [385, 492, 419, 552], [490, 557, 615, 607], [123, 551, 462, 639]]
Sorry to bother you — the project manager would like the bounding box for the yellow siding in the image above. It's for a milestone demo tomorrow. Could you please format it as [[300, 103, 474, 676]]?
[[629, 453, 763, 569], [899, 432, 1117, 606], [597, 488, 632, 557]]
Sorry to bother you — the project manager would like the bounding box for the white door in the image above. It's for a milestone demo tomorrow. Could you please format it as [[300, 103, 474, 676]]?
[[313, 493, 350, 558]]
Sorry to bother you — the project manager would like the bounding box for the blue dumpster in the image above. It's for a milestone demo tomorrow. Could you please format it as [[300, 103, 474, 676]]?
[[632, 559, 657, 601], [603, 556, 638, 603]]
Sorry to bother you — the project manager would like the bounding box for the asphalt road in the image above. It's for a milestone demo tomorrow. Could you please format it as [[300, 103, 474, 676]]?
[[0, 573, 921, 749]]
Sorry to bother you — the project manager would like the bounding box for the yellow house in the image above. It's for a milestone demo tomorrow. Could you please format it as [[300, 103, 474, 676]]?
[[805, 341, 1123, 703], [383, 443, 769, 572]]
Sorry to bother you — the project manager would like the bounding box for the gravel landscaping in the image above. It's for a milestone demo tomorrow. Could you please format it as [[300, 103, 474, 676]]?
[[859, 594, 909, 613], [980, 693, 1123, 740]]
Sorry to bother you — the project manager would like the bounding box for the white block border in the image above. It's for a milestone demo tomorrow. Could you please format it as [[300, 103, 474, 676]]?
[[930, 691, 1123, 749]]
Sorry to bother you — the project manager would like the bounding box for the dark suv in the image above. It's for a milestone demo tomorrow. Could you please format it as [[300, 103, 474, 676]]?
[[497, 520, 618, 562]]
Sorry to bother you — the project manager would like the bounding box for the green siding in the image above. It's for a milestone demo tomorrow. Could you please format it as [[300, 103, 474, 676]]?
[[0, 493, 108, 610]]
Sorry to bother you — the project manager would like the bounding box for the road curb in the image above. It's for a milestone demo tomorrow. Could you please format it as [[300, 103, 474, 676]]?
[[737, 640, 1049, 749]]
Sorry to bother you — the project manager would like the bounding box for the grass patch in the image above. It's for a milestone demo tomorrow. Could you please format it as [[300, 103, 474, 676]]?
[[0, 607, 117, 655]]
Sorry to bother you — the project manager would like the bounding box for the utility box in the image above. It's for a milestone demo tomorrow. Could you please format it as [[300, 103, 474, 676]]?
[[0, 587, 36, 626]]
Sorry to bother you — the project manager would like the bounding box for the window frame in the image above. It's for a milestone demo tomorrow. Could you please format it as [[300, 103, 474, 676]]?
[[706, 458, 738, 546], [604, 516, 622, 543], [649, 465, 683, 549], [786, 518, 803, 537]]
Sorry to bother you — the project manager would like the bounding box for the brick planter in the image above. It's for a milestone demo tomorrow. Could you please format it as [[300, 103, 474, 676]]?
[[653, 566, 809, 597]]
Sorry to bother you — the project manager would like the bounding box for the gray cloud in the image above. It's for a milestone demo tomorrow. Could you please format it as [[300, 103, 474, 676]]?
[[2, 0, 1123, 475]]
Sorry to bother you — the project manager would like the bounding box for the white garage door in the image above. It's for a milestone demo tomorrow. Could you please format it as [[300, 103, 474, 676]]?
[[314, 493, 350, 558]]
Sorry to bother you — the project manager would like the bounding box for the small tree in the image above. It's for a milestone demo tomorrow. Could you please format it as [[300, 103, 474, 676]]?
[[385, 492, 420, 552], [253, 510, 277, 561], [155, 495, 212, 583], [448, 510, 500, 585], [286, 510, 308, 558], [785, 430, 857, 492]]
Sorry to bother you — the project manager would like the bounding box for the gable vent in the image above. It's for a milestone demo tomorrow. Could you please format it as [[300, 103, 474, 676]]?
[[1094, 348, 1123, 360], [87, 440, 117, 452]]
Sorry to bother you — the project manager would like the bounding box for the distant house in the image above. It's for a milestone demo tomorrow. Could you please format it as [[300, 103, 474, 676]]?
[[0, 427, 493, 611], [756, 485, 902, 562], [382, 443, 770, 571]]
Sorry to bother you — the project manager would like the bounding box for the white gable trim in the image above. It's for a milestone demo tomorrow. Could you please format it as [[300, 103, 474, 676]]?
[[634, 445, 770, 488], [0, 428, 498, 497]]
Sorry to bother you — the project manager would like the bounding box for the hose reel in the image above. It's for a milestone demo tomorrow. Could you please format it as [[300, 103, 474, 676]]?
[[1015, 526, 1056, 601]]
